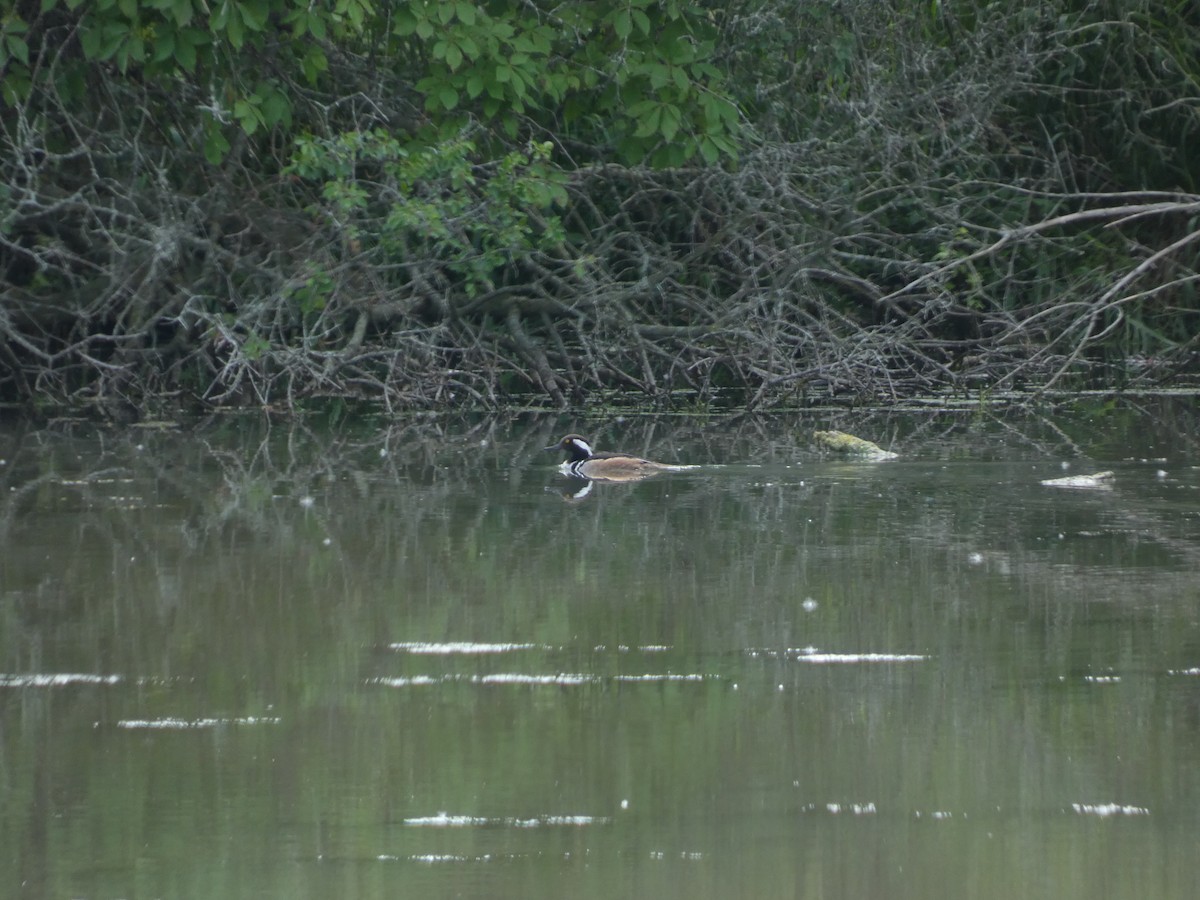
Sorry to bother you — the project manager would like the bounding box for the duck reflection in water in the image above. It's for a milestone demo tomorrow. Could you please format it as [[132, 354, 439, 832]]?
[[544, 434, 694, 485]]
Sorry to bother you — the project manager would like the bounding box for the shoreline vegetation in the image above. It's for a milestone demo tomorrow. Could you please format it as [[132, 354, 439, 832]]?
[[2, 1, 1198, 416]]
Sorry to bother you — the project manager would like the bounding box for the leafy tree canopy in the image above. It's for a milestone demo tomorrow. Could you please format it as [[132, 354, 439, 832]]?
[[1, 0, 740, 167]]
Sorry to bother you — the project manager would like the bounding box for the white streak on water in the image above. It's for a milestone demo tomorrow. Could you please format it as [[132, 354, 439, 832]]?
[[56, 478, 135, 486], [0, 673, 122, 687], [825, 803, 877, 815], [116, 717, 281, 729], [392, 642, 677, 654], [403, 815, 487, 827], [475, 673, 595, 685], [403, 813, 607, 828], [406, 854, 473, 863], [1071, 803, 1149, 817], [370, 676, 442, 687], [749, 648, 927, 663], [370, 673, 711, 687], [370, 674, 598, 686], [529, 816, 604, 826], [793, 650, 927, 663], [389, 642, 543, 654]]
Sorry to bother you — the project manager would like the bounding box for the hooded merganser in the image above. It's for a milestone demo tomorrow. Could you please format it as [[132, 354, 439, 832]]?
[[544, 434, 687, 482]]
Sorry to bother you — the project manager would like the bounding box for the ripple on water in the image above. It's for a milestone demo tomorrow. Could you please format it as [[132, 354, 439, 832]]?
[[389, 642, 545, 654], [403, 813, 608, 828], [748, 648, 928, 663], [114, 717, 282, 729], [370, 673, 712, 687], [1070, 803, 1150, 817], [0, 673, 123, 687], [389, 642, 677, 654]]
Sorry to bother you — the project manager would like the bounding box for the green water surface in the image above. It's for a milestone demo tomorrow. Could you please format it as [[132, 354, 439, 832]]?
[[1, 402, 1198, 899]]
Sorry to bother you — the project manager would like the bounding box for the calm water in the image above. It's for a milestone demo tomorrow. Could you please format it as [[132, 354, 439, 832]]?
[[1, 401, 1199, 899]]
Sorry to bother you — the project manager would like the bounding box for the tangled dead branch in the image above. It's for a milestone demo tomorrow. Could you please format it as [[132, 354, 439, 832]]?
[[3, 0, 1199, 413]]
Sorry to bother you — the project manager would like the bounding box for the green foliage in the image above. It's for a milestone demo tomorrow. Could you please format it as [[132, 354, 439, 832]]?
[[288, 130, 569, 297], [0, 4, 30, 104], [393, 0, 739, 165], [287, 271, 334, 319], [2, 0, 365, 156], [2, 0, 739, 168]]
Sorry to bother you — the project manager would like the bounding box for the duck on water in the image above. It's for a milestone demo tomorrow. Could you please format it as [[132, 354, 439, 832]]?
[[544, 434, 696, 482]]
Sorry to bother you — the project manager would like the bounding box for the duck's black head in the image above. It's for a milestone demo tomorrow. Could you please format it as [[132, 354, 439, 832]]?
[[544, 434, 594, 462]]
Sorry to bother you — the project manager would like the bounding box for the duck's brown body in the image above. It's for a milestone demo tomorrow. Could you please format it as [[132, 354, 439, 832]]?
[[545, 434, 678, 482]]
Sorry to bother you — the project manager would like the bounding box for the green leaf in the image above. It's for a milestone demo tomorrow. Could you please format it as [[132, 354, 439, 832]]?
[[170, 0, 193, 28], [614, 9, 632, 39], [234, 99, 259, 135], [646, 64, 670, 90], [710, 133, 738, 158], [455, 1, 476, 25], [528, 26, 551, 54], [698, 137, 718, 164], [466, 73, 484, 98], [226, 11, 244, 48], [508, 68, 527, 98], [301, 46, 327, 83], [438, 86, 459, 110], [665, 142, 689, 167], [626, 99, 658, 118], [632, 104, 662, 138], [632, 9, 651, 35], [261, 90, 291, 127], [175, 34, 196, 70], [79, 26, 100, 58], [436, 1, 455, 25], [240, 0, 269, 32], [415, 18, 434, 39], [659, 104, 681, 142], [1, 70, 31, 105], [392, 10, 417, 36], [702, 94, 738, 126], [204, 126, 230, 165], [309, 11, 327, 39], [5, 34, 29, 66], [445, 43, 463, 70], [152, 31, 175, 62], [96, 23, 128, 60]]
